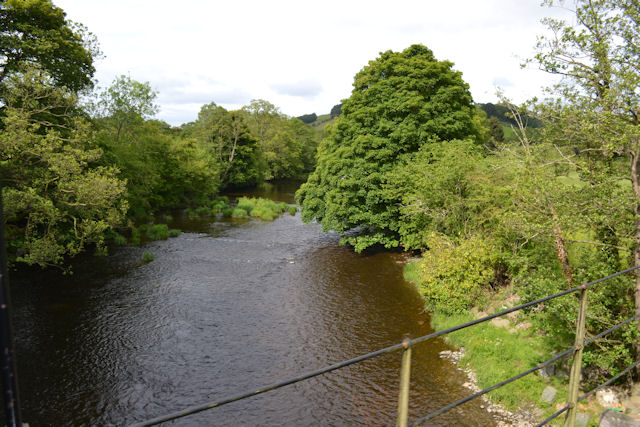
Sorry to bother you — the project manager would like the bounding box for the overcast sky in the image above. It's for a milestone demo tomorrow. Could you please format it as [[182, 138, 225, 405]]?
[[55, 0, 573, 126]]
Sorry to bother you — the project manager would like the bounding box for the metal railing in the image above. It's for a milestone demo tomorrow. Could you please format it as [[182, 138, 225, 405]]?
[[131, 266, 640, 427]]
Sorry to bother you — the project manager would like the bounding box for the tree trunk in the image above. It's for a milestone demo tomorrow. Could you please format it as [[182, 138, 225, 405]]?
[[549, 201, 574, 286]]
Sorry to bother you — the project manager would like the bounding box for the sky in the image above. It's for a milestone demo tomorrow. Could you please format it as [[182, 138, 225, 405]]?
[[55, 0, 574, 126]]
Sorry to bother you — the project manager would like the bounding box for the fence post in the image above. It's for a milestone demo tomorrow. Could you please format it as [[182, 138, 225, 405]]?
[[565, 286, 588, 427], [396, 338, 412, 427]]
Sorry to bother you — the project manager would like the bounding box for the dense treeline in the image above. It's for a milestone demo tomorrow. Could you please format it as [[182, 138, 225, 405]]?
[[298, 0, 640, 382], [0, 0, 319, 267]]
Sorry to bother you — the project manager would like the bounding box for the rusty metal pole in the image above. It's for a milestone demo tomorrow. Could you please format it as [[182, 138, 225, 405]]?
[[396, 338, 412, 427], [565, 286, 588, 427]]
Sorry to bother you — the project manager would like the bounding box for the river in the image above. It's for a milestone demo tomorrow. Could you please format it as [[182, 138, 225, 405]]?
[[8, 181, 496, 426]]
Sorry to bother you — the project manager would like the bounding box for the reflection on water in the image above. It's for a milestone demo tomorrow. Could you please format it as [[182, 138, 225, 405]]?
[[9, 182, 497, 426]]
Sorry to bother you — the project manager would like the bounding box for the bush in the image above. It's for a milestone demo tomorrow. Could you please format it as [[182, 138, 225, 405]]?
[[231, 208, 248, 219], [288, 205, 297, 215], [222, 207, 234, 217], [195, 206, 211, 216], [146, 224, 169, 240], [168, 229, 181, 237], [186, 208, 198, 219], [107, 231, 127, 246], [142, 251, 154, 263], [211, 201, 227, 213], [415, 233, 498, 314], [236, 198, 255, 214], [130, 228, 141, 246]]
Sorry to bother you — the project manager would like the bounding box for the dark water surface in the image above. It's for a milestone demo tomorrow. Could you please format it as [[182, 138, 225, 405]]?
[[9, 181, 497, 426]]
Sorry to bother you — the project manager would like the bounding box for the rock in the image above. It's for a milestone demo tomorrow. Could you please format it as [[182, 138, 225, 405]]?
[[632, 383, 640, 397], [538, 363, 555, 378], [599, 409, 640, 427], [541, 386, 557, 403], [439, 350, 453, 359], [597, 387, 620, 407], [491, 317, 510, 329], [515, 321, 532, 330], [575, 412, 590, 427]]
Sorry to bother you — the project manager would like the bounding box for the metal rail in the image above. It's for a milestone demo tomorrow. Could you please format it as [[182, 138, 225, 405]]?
[[131, 265, 640, 426]]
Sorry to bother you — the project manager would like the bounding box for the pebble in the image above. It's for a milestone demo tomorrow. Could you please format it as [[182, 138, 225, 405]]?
[[438, 347, 537, 426]]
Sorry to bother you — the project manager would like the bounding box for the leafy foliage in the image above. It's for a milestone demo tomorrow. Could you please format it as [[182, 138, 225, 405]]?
[[296, 113, 317, 124], [0, 0, 98, 92], [193, 102, 260, 189], [414, 233, 498, 314], [0, 69, 127, 267], [242, 99, 319, 180], [297, 44, 479, 252]]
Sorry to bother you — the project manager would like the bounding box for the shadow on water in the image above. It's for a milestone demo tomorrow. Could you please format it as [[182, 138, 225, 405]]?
[[7, 182, 498, 426]]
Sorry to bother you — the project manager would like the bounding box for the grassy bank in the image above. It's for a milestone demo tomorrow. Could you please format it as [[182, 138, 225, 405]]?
[[403, 259, 607, 425]]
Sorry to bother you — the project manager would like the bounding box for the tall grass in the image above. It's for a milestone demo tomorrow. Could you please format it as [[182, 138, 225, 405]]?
[[234, 197, 293, 221]]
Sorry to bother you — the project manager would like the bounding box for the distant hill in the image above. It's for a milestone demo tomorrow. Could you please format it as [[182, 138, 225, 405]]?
[[296, 103, 342, 130], [478, 103, 542, 128]]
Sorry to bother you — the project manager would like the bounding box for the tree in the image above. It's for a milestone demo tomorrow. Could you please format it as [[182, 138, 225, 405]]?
[[528, 0, 640, 373], [330, 103, 342, 117], [96, 75, 159, 142], [296, 113, 317, 124], [0, 69, 127, 267], [297, 44, 479, 252], [195, 103, 260, 188], [0, 0, 98, 92], [242, 99, 319, 180]]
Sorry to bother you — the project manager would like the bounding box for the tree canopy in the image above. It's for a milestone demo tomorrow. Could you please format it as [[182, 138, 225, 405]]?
[[297, 44, 479, 251], [0, 0, 98, 92]]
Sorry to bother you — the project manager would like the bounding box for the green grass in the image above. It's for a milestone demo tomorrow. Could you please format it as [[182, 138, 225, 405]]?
[[431, 310, 568, 417], [233, 197, 292, 221], [231, 207, 248, 219], [502, 123, 517, 142], [146, 224, 169, 240], [130, 228, 141, 246], [310, 113, 334, 129], [108, 231, 127, 246], [403, 260, 571, 423], [142, 251, 154, 263], [402, 258, 421, 284], [168, 229, 181, 237]]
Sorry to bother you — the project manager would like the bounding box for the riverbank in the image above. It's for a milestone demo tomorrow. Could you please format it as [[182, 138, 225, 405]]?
[[403, 259, 611, 426]]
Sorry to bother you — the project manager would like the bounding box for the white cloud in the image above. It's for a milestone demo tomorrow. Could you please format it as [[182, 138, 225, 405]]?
[[56, 0, 573, 126], [271, 79, 323, 98]]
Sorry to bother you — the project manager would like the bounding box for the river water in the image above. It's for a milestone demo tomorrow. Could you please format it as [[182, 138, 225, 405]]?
[[9, 181, 496, 426]]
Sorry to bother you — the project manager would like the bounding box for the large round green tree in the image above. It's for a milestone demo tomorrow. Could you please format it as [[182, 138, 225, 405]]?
[[296, 44, 478, 251]]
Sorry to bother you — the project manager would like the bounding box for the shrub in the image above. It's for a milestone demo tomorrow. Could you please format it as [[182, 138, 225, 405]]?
[[288, 206, 297, 215], [211, 201, 226, 213], [146, 224, 169, 240], [186, 208, 198, 219], [222, 207, 234, 217], [107, 231, 127, 246], [142, 251, 154, 263], [416, 233, 498, 314], [195, 206, 211, 216], [130, 228, 141, 246], [236, 197, 255, 214], [231, 208, 248, 219], [168, 229, 181, 237]]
